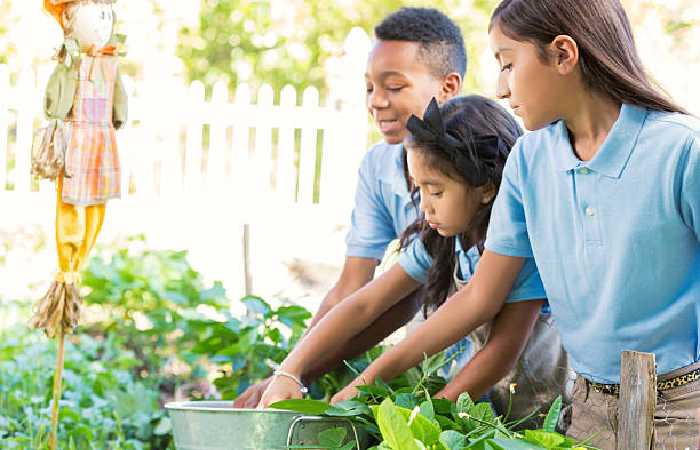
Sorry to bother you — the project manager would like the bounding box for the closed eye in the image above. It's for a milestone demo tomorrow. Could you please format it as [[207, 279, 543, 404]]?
[[500, 63, 513, 72]]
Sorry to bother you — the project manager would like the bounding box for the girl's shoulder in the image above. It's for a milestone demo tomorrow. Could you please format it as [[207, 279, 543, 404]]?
[[506, 121, 565, 175], [643, 110, 700, 140]]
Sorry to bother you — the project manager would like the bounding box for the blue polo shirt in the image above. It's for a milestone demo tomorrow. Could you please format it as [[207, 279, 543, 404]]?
[[346, 143, 418, 259], [399, 236, 545, 303], [399, 236, 545, 379], [485, 104, 700, 383]]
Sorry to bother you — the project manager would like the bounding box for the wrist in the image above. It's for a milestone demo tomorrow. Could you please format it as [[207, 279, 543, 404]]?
[[273, 369, 309, 394]]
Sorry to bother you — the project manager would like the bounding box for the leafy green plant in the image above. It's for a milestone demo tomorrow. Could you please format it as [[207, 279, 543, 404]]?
[[186, 294, 311, 399], [82, 236, 230, 385], [0, 329, 173, 450], [272, 354, 597, 450]]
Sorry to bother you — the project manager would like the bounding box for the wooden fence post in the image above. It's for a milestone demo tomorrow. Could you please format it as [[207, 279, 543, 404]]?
[[618, 351, 656, 450]]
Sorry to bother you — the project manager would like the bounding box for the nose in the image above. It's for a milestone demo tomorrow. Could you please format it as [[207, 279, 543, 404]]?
[[495, 71, 510, 100], [367, 87, 389, 111], [419, 194, 433, 217]]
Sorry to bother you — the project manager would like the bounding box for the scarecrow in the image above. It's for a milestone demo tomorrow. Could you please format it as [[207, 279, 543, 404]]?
[[30, 1, 127, 448]]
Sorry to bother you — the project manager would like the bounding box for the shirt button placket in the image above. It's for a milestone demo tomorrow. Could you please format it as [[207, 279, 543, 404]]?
[[577, 166, 601, 244]]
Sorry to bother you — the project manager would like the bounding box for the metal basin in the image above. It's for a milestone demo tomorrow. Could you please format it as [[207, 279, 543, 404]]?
[[165, 401, 365, 450]]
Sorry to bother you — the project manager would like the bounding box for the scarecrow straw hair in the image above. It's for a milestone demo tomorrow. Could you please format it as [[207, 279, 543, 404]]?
[[30, 281, 81, 338]]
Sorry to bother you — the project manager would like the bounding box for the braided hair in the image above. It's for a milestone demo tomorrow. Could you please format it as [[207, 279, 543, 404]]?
[[399, 96, 523, 316]]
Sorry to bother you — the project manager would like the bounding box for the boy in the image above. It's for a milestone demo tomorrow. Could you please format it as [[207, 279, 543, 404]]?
[[234, 7, 465, 407]]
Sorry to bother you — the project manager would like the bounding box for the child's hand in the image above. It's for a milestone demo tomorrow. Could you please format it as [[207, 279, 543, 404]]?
[[233, 377, 272, 408], [257, 375, 303, 409], [330, 376, 365, 404]]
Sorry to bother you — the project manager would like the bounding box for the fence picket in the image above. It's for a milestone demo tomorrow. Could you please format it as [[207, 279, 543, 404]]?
[[231, 83, 252, 194], [0, 65, 9, 191], [14, 69, 35, 193], [208, 80, 229, 192], [254, 84, 274, 194], [298, 87, 319, 204], [277, 85, 296, 201], [184, 81, 205, 194]]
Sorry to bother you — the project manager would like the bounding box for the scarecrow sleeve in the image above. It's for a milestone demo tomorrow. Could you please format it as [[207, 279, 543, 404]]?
[[44, 62, 76, 121], [113, 68, 128, 129]]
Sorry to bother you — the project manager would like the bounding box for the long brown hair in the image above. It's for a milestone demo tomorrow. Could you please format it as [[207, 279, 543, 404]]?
[[490, 0, 687, 114], [399, 96, 522, 316]]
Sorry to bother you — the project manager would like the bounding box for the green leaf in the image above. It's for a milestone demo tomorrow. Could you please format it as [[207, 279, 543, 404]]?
[[326, 400, 371, 417], [153, 417, 172, 435], [375, 399, 421, 450], [456, 392, 475, 415], [419, 400, 435, 421], [241, 295, 272, 317], [490, 438, 546, 449], [318, 427, 348, 448], [269, 399, 331, 415], [276, 306, 312, 328], [439, 430, 467, 450], [522, 430, 566, 449], [395, 392, 418, 409], [395, 405, 441, 445], [542, 396, 562, 433]]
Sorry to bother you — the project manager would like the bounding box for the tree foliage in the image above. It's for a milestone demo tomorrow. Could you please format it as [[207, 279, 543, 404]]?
[[176, 0, 499, 97]]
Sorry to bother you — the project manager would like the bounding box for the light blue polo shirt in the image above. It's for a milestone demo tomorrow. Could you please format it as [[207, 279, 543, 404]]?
[[399, 236, 545, 378], [485, 104, 700, 383], [346, 142, 418, 259], [399, 236, 545, 302]]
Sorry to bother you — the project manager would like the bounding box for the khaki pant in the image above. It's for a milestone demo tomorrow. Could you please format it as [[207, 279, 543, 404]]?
[[567, 361, 700, 450]]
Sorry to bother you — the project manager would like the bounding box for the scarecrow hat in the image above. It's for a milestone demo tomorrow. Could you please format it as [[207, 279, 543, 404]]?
[[44, 0, 116, 28]]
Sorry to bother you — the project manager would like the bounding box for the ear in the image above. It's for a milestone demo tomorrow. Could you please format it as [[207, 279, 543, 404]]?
[[437, 72, 462, 102], [549, 35, 579, 76], [479, 182, 497, 205]]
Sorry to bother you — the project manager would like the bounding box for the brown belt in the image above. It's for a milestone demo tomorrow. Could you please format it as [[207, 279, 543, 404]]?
[[587, 367, 700, 396]]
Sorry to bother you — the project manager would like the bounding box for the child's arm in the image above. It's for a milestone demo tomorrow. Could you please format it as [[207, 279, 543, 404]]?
[[435, 299, 543, 401], [331, 251, 525, 402], [258, 263, 421, 407]]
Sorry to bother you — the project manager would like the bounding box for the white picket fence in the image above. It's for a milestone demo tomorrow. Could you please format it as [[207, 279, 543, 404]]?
[[0, 71, 368, 209], [0, 29, 373, 302]]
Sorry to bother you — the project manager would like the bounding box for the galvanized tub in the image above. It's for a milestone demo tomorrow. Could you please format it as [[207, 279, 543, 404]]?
[[166, 401, 365, 450]]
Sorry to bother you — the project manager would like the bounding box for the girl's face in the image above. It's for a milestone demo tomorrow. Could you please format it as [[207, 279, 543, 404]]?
[[407, 149, 492, 237], [489, 24, 568, 131]]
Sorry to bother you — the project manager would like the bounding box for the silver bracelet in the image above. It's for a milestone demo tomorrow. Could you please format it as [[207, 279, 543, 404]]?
[[273, 369, 309, 394]]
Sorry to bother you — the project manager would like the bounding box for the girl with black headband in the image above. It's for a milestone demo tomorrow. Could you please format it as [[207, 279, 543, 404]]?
[[260, 96, 568, 427]]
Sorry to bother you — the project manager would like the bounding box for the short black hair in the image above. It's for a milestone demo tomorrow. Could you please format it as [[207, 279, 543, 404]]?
[[374, 7, 467, 79]]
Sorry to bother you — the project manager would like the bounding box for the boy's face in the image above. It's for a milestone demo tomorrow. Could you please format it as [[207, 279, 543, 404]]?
[[366, 40, 457, 145]]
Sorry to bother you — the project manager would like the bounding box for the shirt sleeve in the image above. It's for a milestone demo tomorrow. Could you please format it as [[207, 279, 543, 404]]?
[[504, 257, 546, 303], [484, 143, 534, 258], [680, 134, 700, 242], [398, 237, 432, 284], [345, 152, 397, 259]]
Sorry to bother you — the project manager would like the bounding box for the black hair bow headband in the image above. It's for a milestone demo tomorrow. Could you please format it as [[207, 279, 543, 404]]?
[[406, 97, 508, 186]]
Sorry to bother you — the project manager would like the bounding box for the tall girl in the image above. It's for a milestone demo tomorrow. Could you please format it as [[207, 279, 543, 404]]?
[[259, 96, 568, 424], [331, 1, 700, 447]]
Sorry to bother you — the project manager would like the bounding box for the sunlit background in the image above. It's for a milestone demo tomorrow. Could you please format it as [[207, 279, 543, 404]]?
[[0, 1, 698, 447], [2, 0, 698, 311]]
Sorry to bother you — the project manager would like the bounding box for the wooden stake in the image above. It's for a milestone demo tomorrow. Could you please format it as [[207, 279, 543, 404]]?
[[243, 223, 252, 297], [48, 328, 66, 450], [618, 351, 656, 450]]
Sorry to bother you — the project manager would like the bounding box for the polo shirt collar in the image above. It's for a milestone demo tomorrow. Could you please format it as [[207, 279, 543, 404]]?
[[554, 104, 648, 178], [389, 144, 414, 206]]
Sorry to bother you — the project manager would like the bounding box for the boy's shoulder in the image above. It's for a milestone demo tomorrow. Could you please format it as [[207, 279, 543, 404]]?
[[360, 141, 404, 172]]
